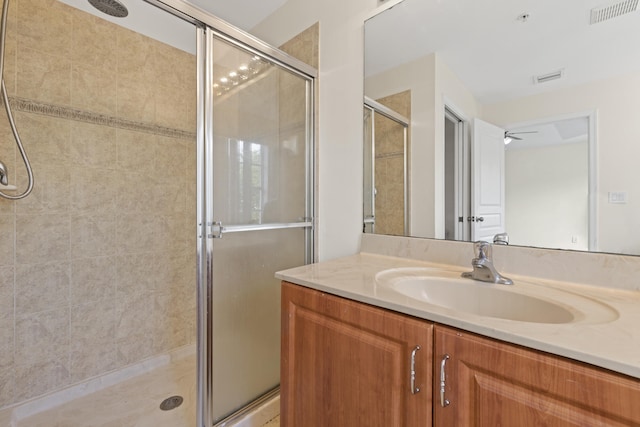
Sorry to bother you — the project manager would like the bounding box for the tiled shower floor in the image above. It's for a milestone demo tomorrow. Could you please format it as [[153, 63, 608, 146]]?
[[1, 353, 279, 427]]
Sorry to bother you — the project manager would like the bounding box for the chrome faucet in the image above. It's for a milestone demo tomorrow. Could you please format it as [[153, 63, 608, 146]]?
[[461, 241, 513, 285]]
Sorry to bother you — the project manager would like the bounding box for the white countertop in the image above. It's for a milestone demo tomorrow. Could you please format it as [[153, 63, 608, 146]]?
[[276, 253, 640, 379]]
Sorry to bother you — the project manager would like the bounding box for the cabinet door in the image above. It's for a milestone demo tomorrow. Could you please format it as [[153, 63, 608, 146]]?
[[434, 325, 640, 426], [281, 281, 432, 427]]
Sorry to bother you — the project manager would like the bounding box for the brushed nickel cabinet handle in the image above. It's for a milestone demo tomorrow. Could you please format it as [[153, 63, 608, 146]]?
[[440, 354, 451, 407], [410, 345, 421, 394]]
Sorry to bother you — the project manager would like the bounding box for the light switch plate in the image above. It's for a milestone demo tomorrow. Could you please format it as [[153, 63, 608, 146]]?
[[608, 191, 628, 204]]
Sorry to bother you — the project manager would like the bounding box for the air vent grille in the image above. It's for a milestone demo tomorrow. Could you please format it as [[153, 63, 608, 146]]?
[[590, 0, 639, 24], [534, 69, 564, 85]]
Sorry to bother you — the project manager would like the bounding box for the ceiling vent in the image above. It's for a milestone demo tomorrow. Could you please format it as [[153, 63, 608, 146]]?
[[590, 0, 639, 24], [533, 69, 564, 85]]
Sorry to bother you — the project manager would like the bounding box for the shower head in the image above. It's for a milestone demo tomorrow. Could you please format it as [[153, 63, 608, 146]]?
[[88, 0, 128, 18]]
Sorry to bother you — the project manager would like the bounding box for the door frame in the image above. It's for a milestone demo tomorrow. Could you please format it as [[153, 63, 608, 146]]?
[[504, 110, 598, 251], [444, 107, 466, 241], [443, 100, 470, 242], [363, 104, 376, 234]]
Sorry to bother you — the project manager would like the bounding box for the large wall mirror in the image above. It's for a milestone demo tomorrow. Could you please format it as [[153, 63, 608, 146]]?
[[364, 0, 640, 256]]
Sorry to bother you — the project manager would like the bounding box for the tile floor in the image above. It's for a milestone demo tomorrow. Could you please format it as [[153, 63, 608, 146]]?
[[263, 416, 280, 426], [0, 353, 279, 427]]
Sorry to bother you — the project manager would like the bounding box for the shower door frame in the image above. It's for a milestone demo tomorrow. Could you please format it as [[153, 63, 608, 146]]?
[[144, 2, 317, 426], [363, 97, 410, 236]]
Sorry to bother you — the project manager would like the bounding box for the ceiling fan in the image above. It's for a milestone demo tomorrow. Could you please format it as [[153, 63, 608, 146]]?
[[504, 130, 538, 144]]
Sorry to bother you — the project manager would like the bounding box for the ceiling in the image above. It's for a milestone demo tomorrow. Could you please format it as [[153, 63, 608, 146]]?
[[185, 0, 286, 30], [58, 0, 286, 52], [365, 0, 640, 104]]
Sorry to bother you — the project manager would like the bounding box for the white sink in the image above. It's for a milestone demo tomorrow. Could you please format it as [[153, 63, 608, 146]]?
[[375, 268, 618, 324]]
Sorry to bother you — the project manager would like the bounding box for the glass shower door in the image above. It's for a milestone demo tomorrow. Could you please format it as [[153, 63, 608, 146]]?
[[205, 34, 314, 424]]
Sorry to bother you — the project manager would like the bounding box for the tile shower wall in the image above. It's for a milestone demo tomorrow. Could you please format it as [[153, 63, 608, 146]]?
[[279, 23, 319, 70], [0, 0, 196, 408]]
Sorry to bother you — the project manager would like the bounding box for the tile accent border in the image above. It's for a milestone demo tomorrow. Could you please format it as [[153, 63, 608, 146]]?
[[376, 151, 404, 159], [9, 97, 196, 140]]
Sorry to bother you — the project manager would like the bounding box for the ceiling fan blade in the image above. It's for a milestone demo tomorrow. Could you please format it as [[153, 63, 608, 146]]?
[[508, 131, 538, 135]]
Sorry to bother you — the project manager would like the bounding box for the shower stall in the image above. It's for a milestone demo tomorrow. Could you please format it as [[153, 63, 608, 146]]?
[[0, 0, 315, 425]]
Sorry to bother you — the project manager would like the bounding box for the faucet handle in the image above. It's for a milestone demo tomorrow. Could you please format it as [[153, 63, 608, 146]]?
[[493, 232, 509, 245], [474, 241, 492, 260]]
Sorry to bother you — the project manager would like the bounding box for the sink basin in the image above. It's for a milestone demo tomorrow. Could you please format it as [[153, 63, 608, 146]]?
[[375, 268, 618, 324], [388, 276, 573, 323]]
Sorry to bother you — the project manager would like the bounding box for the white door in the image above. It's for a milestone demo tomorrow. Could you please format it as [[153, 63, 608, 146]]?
[[471, 118, 506, 242]]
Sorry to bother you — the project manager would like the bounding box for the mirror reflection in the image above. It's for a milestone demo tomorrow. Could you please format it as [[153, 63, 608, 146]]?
[[364, 0, 640, 255], [363, 95, 410, 236]]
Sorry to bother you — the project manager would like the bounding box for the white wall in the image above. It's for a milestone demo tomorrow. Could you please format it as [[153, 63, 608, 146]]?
[[483, 71, 640, 255], [252, 0, 380, 261], [506, 142, 589, 251]]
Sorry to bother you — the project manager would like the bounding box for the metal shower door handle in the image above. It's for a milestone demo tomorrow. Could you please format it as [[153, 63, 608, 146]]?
[[207, 221, 223, 239]]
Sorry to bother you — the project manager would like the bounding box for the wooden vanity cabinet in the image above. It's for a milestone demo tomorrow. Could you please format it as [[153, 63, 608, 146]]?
[[434, 325, 640, 426], [281, 282, 640, 426], [281, 281, 433, 427]]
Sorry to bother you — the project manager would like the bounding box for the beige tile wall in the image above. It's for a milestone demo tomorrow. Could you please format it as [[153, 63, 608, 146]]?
[[279, 22, 319, 69], [0, 0, 196, 408]]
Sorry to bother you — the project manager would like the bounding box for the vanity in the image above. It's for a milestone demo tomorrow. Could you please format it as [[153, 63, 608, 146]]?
[[276, 235, 640, 426]]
